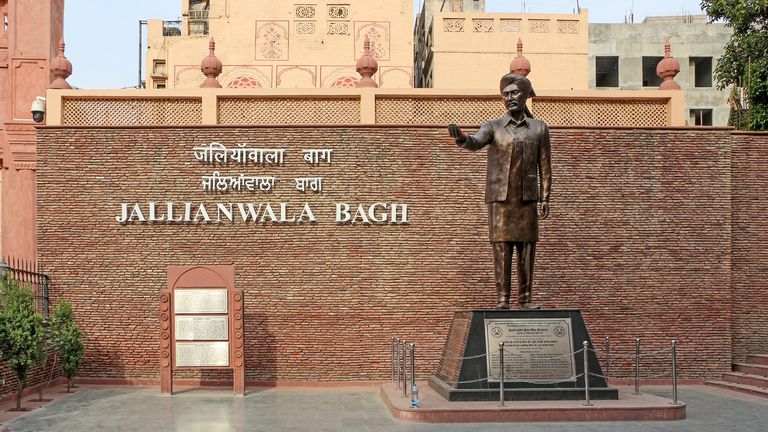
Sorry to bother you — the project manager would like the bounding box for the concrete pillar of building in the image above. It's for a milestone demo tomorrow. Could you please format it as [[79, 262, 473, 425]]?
[[1, 123, 36, 261]]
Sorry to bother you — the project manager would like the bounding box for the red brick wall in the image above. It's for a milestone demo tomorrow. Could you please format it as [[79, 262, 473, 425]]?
[[0, 348, 61, 399], [36, 126, 736, 382], [731, 131, 768, 362]]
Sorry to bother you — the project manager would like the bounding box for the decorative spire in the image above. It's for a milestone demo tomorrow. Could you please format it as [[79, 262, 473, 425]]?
[[355, 36, 378, 88], [656, 38, 681, 90], [200, 37, 223, 88], [509, 38, 531, 76], [49, 39, 72, 89]]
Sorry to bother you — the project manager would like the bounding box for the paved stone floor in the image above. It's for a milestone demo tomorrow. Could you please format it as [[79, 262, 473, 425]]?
[[3, 385, 767, 432]]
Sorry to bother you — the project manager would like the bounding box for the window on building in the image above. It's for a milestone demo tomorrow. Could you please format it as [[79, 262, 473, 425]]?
[[642, 56, 663, 87], [595, 56, 619, 87], [163, 21, 182, 37], [152, 60, 166, 76], [189, 0, 210, 35], [690, 57, 713, 87], [154, 80, 166, 90], [690, 109, 713, 126]]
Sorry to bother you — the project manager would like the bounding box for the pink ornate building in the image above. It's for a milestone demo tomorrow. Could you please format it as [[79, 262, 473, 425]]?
[[0, 0, 64, 261]]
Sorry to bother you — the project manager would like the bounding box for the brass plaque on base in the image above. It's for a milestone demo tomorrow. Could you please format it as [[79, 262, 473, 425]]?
[[175, 316, 229, 341], [175, 342, 230, 367], [484, 318, 576, 383]]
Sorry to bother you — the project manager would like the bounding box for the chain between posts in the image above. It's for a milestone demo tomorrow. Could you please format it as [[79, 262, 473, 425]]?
[[387, 336, 682, 407]]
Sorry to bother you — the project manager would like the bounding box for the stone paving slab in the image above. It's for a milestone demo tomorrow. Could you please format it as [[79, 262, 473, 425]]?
[[2, 384, 768, 432]]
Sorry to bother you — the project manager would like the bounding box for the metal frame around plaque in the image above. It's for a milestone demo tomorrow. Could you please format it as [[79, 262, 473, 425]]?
[[484, 318, 576, 383]]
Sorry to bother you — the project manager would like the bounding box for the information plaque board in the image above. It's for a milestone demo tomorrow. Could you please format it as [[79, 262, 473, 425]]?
[[175, 342, 230, 367], [161, 265, 245, 395], [174, 289, 228, 314], [484, 318, 576, 383], [175, 316, 229, 341]]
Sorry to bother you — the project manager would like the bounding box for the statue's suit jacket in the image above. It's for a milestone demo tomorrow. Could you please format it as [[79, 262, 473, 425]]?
[[460, 114, 552, 204]]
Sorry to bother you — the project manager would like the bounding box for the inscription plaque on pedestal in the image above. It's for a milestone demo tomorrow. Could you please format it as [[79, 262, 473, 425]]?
[[175, 342, 230, 367], [485, 318, 576, 383], [175, 316, 229, 341], [174, 289, 228, 314]]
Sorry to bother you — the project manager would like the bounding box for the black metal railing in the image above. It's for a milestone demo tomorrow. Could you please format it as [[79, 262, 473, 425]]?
[[0, 257, 50, 317]]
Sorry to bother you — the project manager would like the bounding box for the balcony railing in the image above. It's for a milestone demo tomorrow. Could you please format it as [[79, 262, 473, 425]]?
[[163, 20, 182, 37]]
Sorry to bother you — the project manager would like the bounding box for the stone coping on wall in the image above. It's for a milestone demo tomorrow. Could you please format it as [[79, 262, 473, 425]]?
[[45, 88, 685, 127]]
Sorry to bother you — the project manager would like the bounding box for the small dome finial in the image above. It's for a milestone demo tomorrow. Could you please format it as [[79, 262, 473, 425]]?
[[355, 36, 379, 88], [49, 39, 73, 89], [656, 38, 681, 90], [509, 38, 531, 77], [200, 37, 223, 88]]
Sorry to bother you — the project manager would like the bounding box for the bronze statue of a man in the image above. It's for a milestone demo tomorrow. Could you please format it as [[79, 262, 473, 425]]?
[[448, 73, 552, 309]]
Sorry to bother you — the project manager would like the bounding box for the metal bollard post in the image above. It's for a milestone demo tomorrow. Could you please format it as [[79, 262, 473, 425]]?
[[410, 343, 416, 394], [499, 342, 505, 407], [583, 341, 593, 406], [395, 337, 400, 389], [605, 336, 611, 379], [402, 340, 408, 398], [634, 338, 641, 395], [671, 340, 679, 405], [391, 337, 395, 382]]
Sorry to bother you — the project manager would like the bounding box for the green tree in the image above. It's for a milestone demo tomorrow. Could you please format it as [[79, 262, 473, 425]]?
[[702, 0, 768, 130], [48, 300, 84, 393], [0, 278, 45, 410]]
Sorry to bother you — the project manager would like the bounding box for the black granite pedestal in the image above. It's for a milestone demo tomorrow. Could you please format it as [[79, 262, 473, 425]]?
[[429, 309, 618, 401]]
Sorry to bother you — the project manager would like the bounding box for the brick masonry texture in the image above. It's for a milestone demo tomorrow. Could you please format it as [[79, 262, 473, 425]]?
[[731, 132, 768, 362], [34, 126, 764, 383]]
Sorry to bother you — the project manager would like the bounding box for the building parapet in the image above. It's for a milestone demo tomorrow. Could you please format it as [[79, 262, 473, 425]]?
[[45, 88, 685, 127]]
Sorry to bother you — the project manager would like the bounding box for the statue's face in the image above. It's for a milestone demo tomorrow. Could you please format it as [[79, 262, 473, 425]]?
[[502, 83, 528, 115]]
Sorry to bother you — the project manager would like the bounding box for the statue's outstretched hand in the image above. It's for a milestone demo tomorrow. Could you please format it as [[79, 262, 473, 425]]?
[[448, 124, 467, 145], [539, 202, 550, 220]]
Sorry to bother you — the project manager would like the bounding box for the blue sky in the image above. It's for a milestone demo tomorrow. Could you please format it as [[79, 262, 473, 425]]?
[[64, 0, 706, 89]]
